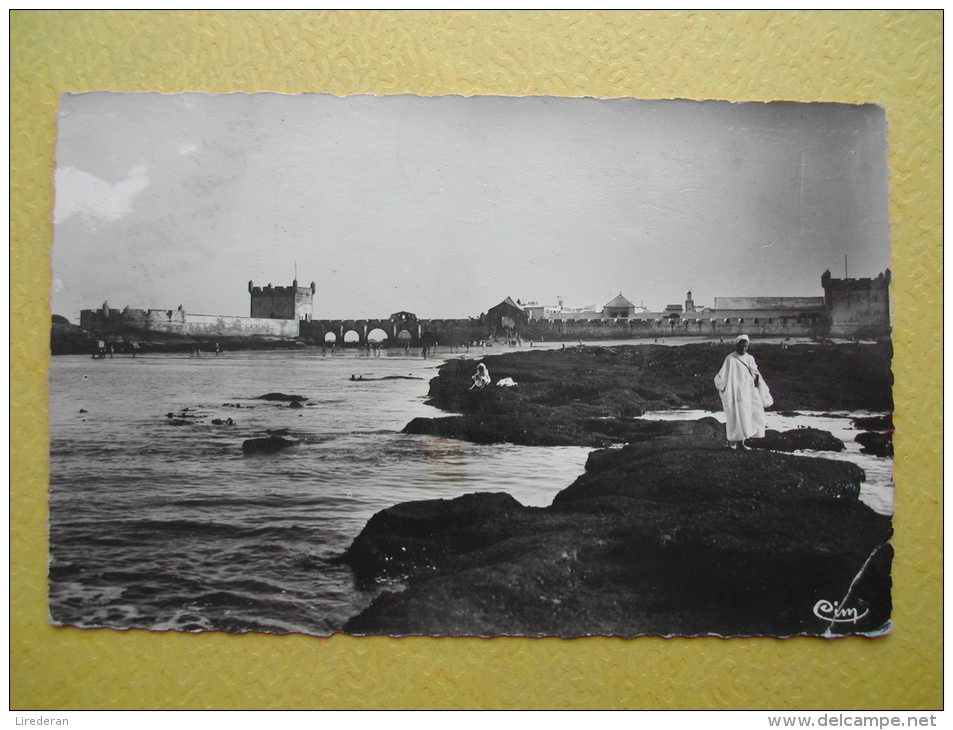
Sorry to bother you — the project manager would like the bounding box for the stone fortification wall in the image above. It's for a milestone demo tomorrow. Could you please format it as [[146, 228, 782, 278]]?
[[521, 316, 828, 340], [79, 308, 300, 338], [303, 313, 829, 345], [822, 271, 891, 338], [302, 319, 485, 345], [713, 296, 825, 310]]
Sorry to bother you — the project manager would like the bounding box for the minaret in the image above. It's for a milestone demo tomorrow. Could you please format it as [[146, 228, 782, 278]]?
[[685, 290, 695, 313]]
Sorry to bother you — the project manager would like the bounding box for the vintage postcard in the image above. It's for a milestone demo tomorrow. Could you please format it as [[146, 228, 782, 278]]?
[[49, 93, 893, 637]]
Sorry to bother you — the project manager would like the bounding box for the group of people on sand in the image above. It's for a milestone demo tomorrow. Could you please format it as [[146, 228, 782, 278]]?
[[93, 341, 223, 358], [92, 340, 141, 358], [466, 333, 774, 450]]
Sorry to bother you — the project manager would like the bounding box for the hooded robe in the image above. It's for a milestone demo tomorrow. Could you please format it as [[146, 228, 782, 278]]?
[[471, 363, 491, 389], [713, 351, 774, 442]]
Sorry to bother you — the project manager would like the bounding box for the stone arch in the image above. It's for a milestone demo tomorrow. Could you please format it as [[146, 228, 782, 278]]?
[[396, 329, 413, 343], [367, 328, 388, 343], [343, 329, 361, 344], [324, 332, 337, 343]]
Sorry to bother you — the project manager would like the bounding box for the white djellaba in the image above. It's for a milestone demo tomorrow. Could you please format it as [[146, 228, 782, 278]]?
[[713, 335, 774, 445]]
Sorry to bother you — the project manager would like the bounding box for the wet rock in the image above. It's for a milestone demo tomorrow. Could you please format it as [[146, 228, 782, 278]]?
[[256, 393, 308, 403], [852, 414, 894, 431], [361, 343, 895, 637], [344, 492, 529, 582], [747, 427, 844, 452], [556, 437, 862, 509], [241, 436, 294, 454], [165, 410, 205, 420], [343, 440, 890, 638], [423, 343, 893, 419], [403, 414, 724, 448], [411, 343, 892, 448], [855, 431, 893, 457], [288, 401, 304, 409]]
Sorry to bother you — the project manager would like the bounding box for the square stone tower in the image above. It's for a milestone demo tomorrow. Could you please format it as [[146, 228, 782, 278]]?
[[248, 280, 315, 320]]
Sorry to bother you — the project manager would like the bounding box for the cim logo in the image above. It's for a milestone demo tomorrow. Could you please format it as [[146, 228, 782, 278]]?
[[813, 598, 869, 624]]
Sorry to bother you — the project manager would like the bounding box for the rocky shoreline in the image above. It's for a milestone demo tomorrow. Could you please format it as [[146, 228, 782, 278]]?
[[341, 343, 894, 637]]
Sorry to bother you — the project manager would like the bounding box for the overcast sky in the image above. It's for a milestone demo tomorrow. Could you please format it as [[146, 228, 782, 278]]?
[[52, 93, 891, 322]]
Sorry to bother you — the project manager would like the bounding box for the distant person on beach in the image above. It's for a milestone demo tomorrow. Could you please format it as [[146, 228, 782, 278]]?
[[713, 334, 774, 450], [469, 363, 491, 390]]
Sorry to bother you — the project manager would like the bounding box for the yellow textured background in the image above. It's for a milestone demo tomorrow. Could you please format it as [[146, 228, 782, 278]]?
[[11, 10, 941, 710]]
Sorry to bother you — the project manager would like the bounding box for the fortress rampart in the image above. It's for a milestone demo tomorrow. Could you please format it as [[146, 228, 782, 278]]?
[[75, 270, 889, 345], [822, 269, 891, 338], [299, 311, 829, 346], [80, 306, 300, 338]]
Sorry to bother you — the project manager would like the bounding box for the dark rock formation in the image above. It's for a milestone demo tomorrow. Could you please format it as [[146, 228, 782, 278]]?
[[746, 427, 845, 452], [855, 431, 894, 457], [852, 415, 894, 431], [343, 343, 894, 637], [426, 343, 893, 416], [404, 343, 892, 447], [343, 421, 891, 638], [165, 411, 204, 420], [403, 414, 725, 448], [288, 401, 304, 409], [346, 492, 530, 583], [241, 436, 294, 454], [256, 393, 308, 402]]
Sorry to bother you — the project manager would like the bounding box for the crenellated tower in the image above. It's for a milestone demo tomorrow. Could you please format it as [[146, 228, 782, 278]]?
[[248, 279, 316, 320], [820, 269, 891, 338]]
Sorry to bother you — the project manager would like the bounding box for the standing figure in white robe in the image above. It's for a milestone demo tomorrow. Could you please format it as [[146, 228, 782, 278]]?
[[713, 334, 774, 449]]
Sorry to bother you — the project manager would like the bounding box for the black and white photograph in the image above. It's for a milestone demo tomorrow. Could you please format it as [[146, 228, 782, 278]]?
[[49, 92, 894, 638]]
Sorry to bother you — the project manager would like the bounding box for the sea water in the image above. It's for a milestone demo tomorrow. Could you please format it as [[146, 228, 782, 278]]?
[[47, 343, 893, 635]]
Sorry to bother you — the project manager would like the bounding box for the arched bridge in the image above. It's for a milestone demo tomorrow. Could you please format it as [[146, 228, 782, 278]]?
[[299, 312, 484, 347]]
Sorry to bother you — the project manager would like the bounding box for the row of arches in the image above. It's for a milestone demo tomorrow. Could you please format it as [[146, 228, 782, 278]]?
[[321, 328, 414, 344]]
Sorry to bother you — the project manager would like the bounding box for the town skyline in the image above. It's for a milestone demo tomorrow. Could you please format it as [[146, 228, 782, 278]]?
[[53, 93, 891, 323]]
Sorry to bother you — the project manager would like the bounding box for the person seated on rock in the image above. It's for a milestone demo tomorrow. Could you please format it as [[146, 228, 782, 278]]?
[[469, 363, 491, 390], [713, 334, 774, 450]]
